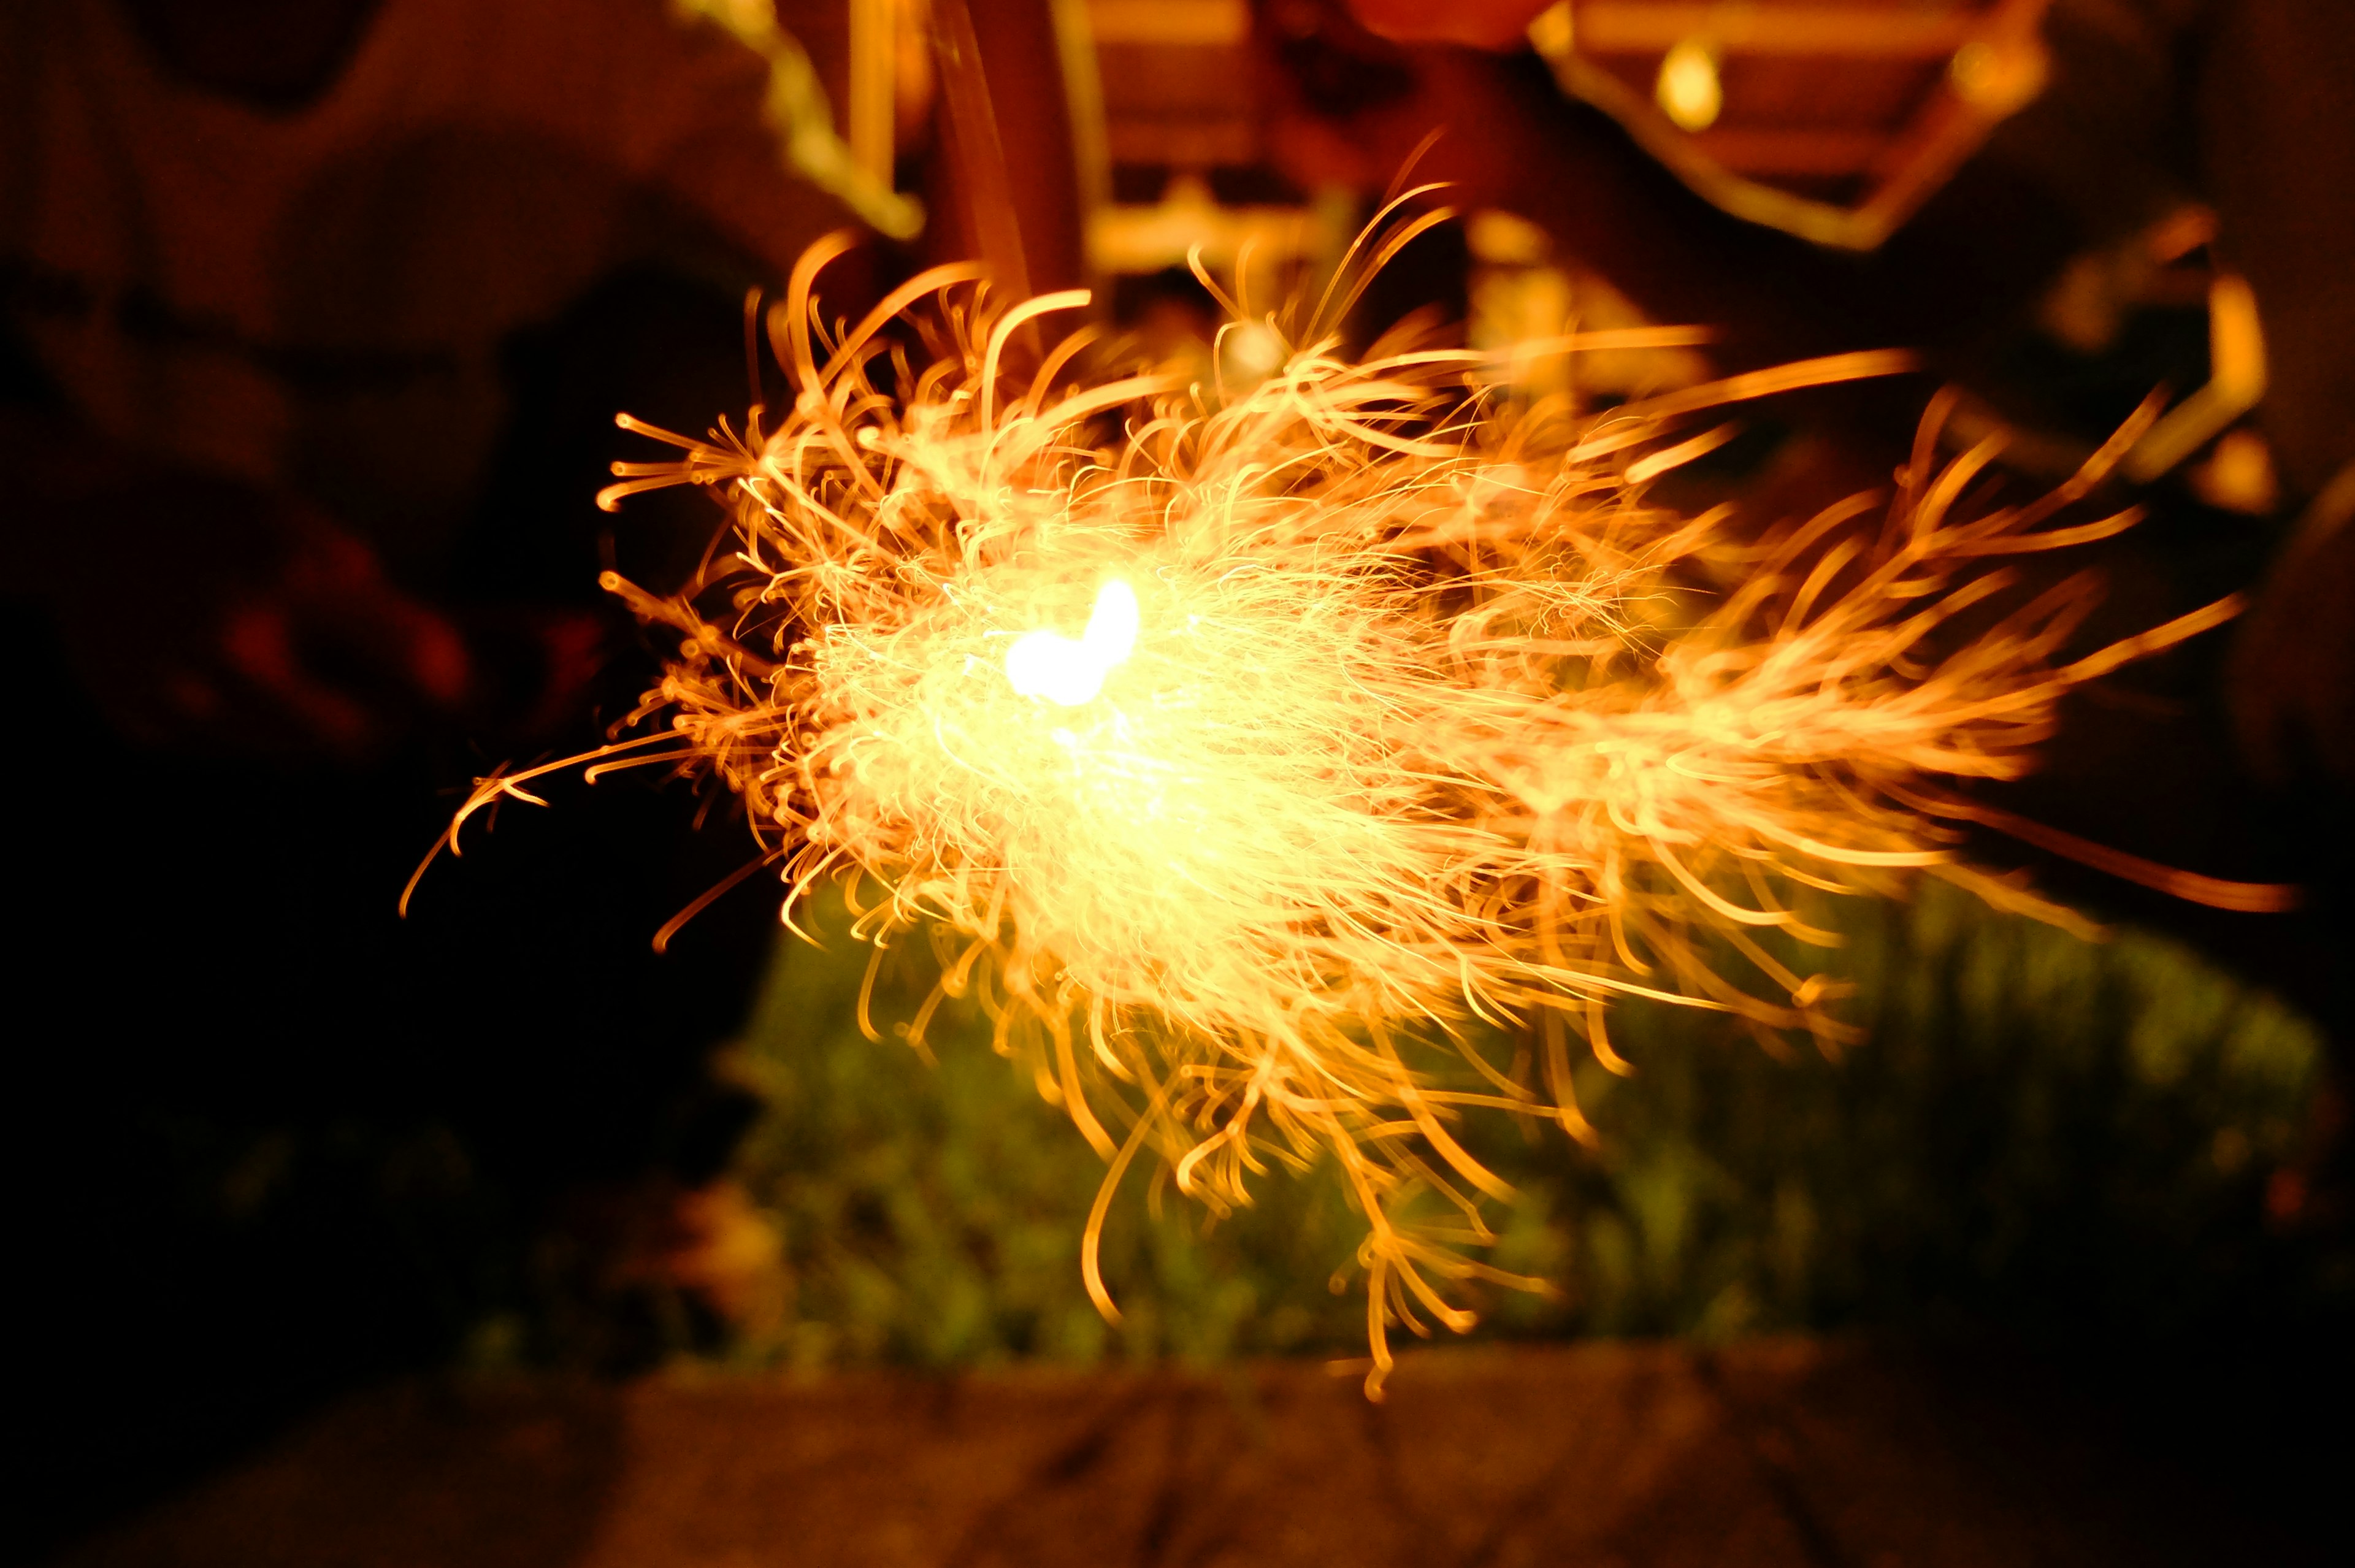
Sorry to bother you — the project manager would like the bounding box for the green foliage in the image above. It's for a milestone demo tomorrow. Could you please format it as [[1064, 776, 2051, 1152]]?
[[726, 900, 1374, 1368], [725, 882, 2340, 1370]]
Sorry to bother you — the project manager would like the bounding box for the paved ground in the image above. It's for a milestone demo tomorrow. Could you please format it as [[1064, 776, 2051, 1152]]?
[[53, 1339, 2335, 1567]]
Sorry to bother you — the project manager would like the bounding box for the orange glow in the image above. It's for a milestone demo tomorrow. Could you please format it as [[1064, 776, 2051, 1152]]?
[[419, 218, 2291, 1394]]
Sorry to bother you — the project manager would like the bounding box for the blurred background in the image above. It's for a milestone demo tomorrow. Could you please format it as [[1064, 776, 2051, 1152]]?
[[3, 2, 2349, 1561]]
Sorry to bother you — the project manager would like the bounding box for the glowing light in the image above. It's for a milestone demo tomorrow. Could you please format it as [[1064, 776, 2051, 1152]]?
[[419, 217, 2286, 1395], [1005, 579, 1140, 706], [1221, 321, 1289, 385], [1656, 39, 1722, 132]]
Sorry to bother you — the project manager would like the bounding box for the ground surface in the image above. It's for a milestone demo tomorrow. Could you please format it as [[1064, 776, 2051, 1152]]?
[[52, 1338, 2337, 1567]]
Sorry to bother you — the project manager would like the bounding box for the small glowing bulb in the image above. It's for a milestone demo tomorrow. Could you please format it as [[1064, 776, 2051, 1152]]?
[[1222, 321, 1287, 385], [1656, 39, 1721, 132], [1006, 579, 1141, 706]]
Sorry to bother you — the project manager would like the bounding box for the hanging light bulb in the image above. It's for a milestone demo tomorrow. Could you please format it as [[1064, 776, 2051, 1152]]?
[[1656, 38, 1723, 132]]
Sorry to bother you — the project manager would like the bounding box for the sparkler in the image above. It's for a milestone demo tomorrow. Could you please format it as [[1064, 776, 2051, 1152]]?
[[415, 217, 2289, 1391]]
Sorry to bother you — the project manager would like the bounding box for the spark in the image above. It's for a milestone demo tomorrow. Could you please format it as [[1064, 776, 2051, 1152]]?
[[420, 217, 2291, 1394], [1005, 578, 1139, 706]]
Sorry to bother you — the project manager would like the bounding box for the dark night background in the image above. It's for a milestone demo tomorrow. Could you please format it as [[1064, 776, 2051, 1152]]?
[[3, 2, 2350, 1563]]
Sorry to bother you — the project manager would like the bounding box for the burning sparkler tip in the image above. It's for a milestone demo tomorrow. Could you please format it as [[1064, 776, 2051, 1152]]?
[[1005, 578, 1142, 706]]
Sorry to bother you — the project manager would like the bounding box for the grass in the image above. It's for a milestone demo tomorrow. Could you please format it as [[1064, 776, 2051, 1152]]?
[[718, 880, 2341, 1372]]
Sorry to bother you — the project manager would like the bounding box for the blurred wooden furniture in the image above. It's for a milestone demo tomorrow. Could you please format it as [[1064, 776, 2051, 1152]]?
[[56, 1341, 2340, 1567], [1528, 0, 2050, 250]]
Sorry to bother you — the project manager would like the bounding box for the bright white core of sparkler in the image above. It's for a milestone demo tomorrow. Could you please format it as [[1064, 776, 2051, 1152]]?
[[1005, 579, 1142, 706]]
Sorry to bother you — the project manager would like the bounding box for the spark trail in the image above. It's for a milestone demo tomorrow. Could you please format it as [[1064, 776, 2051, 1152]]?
[[419, 223, 2285, 1391]]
